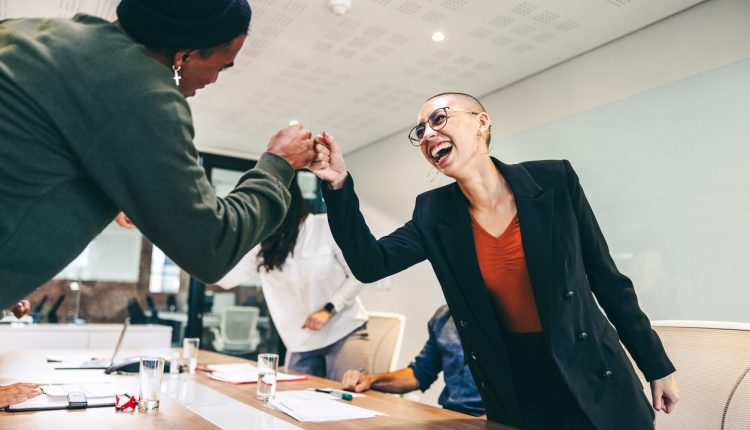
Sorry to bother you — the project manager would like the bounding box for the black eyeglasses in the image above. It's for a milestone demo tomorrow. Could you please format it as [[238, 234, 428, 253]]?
[[408, 106, 481, 146]]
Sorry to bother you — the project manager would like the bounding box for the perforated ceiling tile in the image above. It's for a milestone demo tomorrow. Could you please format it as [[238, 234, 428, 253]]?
[[374, 45, 394, 55], [459, 70, 477, 79], [489, 15, 514, 28], [367, 0, 393, 6], [434, 48, 455, 58], [511, 2, 538, 16], [269, 13, 295, 26], [474, 62, 494, 72], [259, 26, 284, 38], [4, 0, 704, 155], [92, 0, 117, 20], [512, 43, 534, 54], [59, 0, 82, 17], [555, 19, 581, 32], [310, 41, 332, 53], [289, 61, 307, 70], [441, 65, 458, 74], [387, 33, 410, 45], [469, 27, 493, 39], [511, 23, 536, 36], [349, 37, 371, 48], [324, 30, 347, 41], [440, 0, 467, 12], [533, 11, 559, 25], [533, 32, 556, 43], [336, 47, 357, 59], [420, 58, 437, 67], [282, 0, 306, 15], [362, 26, 387, 39], [490, 35, 515, 47], [337, 18, 361, 31], [396, 1, 422, 15], [335, 72, 353, 82], [453, 56, 475, 66], [421, 10, 447, 24]]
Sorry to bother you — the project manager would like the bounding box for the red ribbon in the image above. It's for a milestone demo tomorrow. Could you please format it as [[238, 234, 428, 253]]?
[[115, 394, 138, 412]]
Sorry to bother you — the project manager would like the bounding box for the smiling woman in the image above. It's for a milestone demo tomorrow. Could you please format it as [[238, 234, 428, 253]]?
[[310, 92, 680, 429]]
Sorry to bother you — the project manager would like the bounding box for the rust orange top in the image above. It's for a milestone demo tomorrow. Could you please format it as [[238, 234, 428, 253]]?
[[471, 212, 543, 333]]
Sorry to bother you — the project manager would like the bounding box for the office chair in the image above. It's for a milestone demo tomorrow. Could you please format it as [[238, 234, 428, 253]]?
[[146, 293, 159, 324], [127, 298, 147, 324], [211, 292, 236, 316], [626, 321, 750, 430], [367, 311, 406, 374], [46, 293, 65, 324], [210, 306, 261, 355]]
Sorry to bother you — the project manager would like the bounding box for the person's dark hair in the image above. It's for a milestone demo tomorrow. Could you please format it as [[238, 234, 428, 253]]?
[[257, 175, 308, 272], [425, 92, 492, 147]]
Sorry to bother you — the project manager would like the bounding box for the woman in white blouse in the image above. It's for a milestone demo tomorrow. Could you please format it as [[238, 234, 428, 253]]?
[[218, 175, 369, 380]]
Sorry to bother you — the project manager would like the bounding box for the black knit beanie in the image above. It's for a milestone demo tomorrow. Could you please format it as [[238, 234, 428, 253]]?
[[116, 0, 252, 49]]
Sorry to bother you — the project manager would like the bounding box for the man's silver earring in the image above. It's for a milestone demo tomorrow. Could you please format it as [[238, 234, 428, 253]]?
[[172, 65, 182, 86]]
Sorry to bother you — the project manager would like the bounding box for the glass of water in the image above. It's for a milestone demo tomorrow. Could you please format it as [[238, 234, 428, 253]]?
[[256, 353, 278, 401], [183, 337, 200, 374], [138, 356, 165, 411]]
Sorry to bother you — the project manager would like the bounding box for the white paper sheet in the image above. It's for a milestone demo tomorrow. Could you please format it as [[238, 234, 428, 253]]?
[[266, 390, 386, 422], [206, 363, 307, 384]]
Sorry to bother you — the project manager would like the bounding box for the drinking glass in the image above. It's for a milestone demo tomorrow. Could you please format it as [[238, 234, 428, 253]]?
[[138, 356, 165, 411], [183, 337, 200, 374], [256, 353, 278, 401]]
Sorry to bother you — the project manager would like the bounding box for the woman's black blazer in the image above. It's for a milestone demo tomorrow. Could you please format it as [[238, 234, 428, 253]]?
[[323, 157, 674, 429]]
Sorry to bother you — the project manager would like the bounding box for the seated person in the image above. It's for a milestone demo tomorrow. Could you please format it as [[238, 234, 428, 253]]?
[[341, 305, 484, 417], [0, 303, 41, 409], [0, 383, 41, 409]]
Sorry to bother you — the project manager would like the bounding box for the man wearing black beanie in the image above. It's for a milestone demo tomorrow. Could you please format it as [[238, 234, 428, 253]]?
[[0, 0, 318, 325]]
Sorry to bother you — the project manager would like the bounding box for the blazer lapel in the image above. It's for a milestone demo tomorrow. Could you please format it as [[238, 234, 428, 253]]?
[[496, 159, 555, 339], [436, 183, 507, 355]]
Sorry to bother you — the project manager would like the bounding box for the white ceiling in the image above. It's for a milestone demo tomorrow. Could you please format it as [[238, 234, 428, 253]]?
[[2, 0, 704, 158]]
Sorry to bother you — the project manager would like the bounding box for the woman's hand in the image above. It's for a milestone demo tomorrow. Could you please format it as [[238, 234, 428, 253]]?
[[650, 373, 680, 414], [0, 383, 42, 408], [9, 300, 30, 318], [301, 309, 332, 331], [310, 132, 348, 189]]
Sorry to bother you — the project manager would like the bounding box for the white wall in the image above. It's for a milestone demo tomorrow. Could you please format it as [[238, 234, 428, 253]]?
[[344, 0, 750, 407]]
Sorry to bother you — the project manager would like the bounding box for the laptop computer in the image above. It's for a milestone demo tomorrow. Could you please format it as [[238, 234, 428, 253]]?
[[54, 318, 130, 370]]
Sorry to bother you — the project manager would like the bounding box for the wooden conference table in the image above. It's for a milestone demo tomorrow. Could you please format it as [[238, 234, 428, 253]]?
[[0, 349, 515, 430]]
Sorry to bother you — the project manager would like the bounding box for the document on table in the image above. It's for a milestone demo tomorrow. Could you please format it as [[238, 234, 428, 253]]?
[[266, 390, 386, 422], [206, 363, 307, 384], [7, 381, 137, 411]]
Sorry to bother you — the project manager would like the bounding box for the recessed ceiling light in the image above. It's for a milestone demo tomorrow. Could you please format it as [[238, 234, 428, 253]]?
[[288, 120, 299, 126], [432, 32, 445, 42]]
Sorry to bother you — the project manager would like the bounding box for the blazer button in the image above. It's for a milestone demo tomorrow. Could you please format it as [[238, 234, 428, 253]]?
[[480, 381, 489, 390], [577, 331, 588, 340], [564, 290, 575, 300], [460, 320, 469, 328], [602, 370, 613, 379], [470, 352, 478, 361]]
